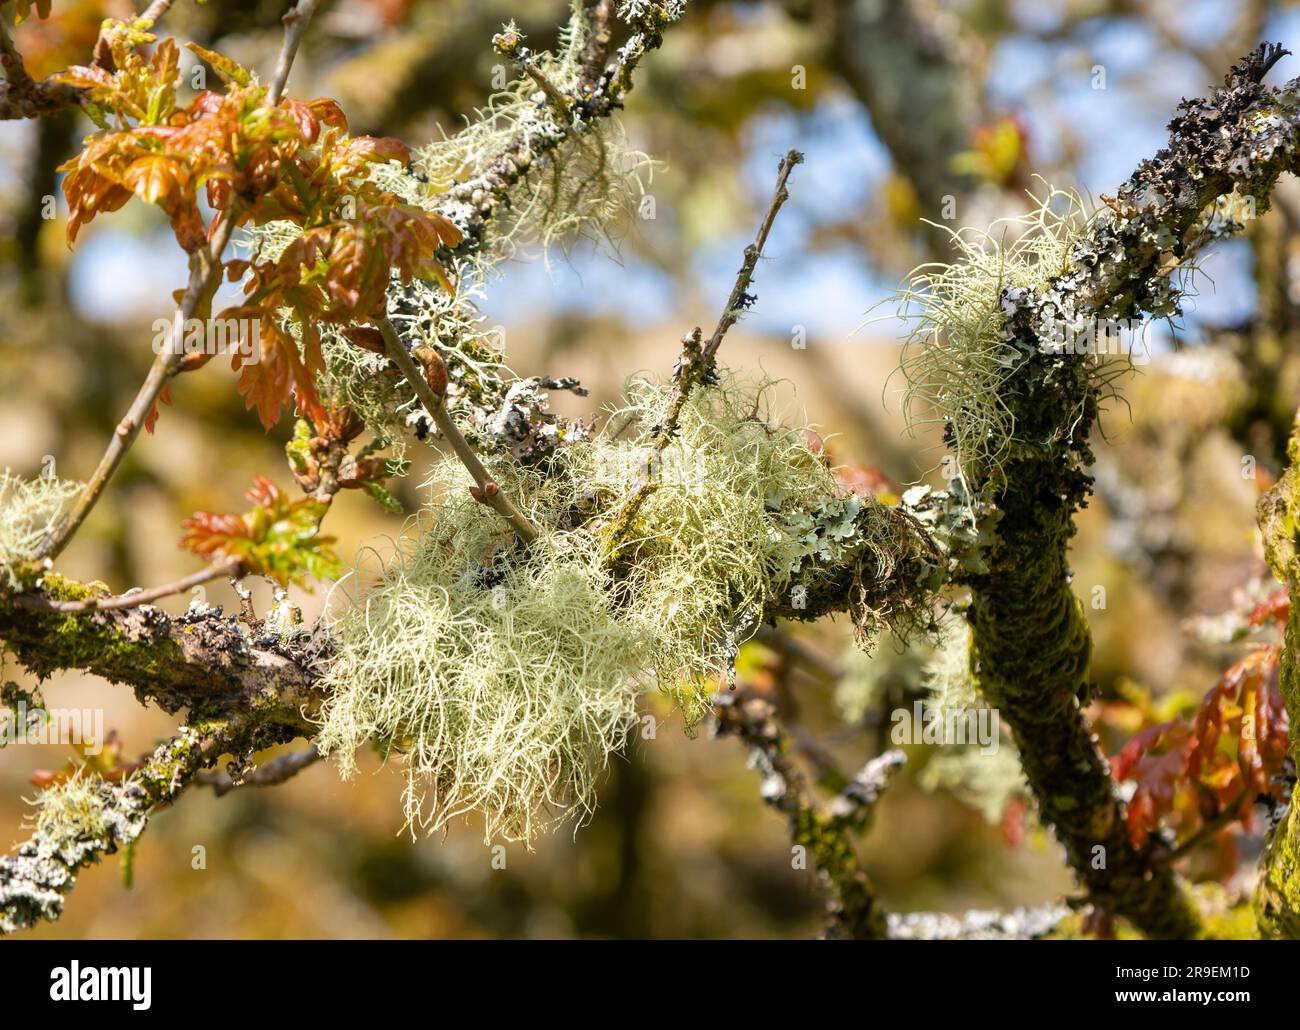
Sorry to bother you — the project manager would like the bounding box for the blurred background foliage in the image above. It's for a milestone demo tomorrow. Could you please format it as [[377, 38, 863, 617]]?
[[2, 0, 1297, 937]]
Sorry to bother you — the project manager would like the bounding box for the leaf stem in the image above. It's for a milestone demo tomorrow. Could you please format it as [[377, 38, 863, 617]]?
[[38, 0, 324, 560]]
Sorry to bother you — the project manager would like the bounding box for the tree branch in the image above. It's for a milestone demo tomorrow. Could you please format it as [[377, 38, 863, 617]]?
[[37, 0, 325, 561], [37, 215, 236, 560], [0, 711, 287, 934], [712, 689, 897, 939], [267, 0, 320, 105], [13, 558, 241, 613], [961, 42, 1300, 939], [195, 744, 321, 797]]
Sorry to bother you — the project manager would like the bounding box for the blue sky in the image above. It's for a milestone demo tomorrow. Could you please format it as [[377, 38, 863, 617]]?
[[27, 2, 1296, 351]]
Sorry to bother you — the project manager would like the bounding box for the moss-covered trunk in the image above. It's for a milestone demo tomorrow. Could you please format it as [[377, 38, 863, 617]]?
[[1255, 417, 1300, 937], [968, 454, 1201, 938]]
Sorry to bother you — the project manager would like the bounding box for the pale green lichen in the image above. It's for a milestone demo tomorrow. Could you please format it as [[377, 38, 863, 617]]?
[[2, 770, 148, 934], [25, 770, 111, 842], [0, 469, 81, 586], [921, 610, 978, 711], [916, 746, 1025, 825], [414, 5, 653, 264], [914, 612, 1024, 823], [318, 374, 921, 843], [891, 185, 1091, 493]]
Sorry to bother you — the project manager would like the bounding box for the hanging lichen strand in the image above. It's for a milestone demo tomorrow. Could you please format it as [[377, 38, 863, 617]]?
[[317, 375, 929, 843]]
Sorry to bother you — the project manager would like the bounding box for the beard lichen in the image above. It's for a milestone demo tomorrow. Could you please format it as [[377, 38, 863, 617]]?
[[892, 185, 1093, 495], [317, 374, 925, 844], [413, 5, 653, 264], [0, 469, 82, 587]]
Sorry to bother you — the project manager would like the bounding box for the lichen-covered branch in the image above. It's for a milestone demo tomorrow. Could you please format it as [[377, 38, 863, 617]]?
[[712, 690, 901, 940], [0, 712, 275, 934], [0, 574, 321, 733], [195, 744, 321, 797], [433, 2, 679, 256], [958, 42, 1300, 939], [887, 904, 1069, 941]]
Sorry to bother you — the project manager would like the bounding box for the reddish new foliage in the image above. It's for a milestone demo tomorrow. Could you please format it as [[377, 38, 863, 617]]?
[[180, 476, 341, 587], [55, 30, 462, 430], [1111, 623, 1290, 852]]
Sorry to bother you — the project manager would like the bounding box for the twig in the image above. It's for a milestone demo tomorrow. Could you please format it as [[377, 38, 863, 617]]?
[[713, 688, 890, 940], [139, 0, 177, 25], [14, 558, 240, 613], [376, 316, 539, 543], [195, 745, 321, 797], [1, 1, 178, 120], [37, 217, 235, 559], [1155, 789, 1252, 865], [38, 0, 323, 560], [0, 17, 78, 119], [578, 0, 616, 85], [605, 149, 803, 547], [267, 0, 320, 105]]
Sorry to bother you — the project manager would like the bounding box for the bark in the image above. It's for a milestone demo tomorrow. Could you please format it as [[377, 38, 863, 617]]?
[[1255, 415, 1300, 937], [965, 42, 1300, 938]]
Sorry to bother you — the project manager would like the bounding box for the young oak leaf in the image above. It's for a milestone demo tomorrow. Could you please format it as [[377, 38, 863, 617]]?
[[180, 476, 341, 587], [1111, 721, 1196, 849], [223, 191, 460, 428], [1111, 644, 1289, 855]]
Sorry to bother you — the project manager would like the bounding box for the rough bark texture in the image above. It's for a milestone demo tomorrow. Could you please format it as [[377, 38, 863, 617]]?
[[713, 691, 900, 939], [962, 42, 1300, 938], [1255, 415, 1300, 938]]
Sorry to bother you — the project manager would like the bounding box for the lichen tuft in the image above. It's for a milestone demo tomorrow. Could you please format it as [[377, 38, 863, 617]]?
[[317, 374, 922, 843]]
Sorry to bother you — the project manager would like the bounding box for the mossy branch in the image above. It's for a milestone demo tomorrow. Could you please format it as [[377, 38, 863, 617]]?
[[944, 42, 1300, 939], [0, 575, 321, 731], [1254, 411, 1300, 937]]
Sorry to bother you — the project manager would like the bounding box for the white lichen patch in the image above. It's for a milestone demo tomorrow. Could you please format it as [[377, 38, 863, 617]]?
[[1, 771, 147, 934]]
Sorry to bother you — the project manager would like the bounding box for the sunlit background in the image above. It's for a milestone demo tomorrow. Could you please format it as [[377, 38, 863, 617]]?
[[0, 0, 1294, 937]]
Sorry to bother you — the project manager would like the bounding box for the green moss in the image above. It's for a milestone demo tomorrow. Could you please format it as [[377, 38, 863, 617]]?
[[1255, 414, 1300, 937], [0, 579, 184, 688]]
